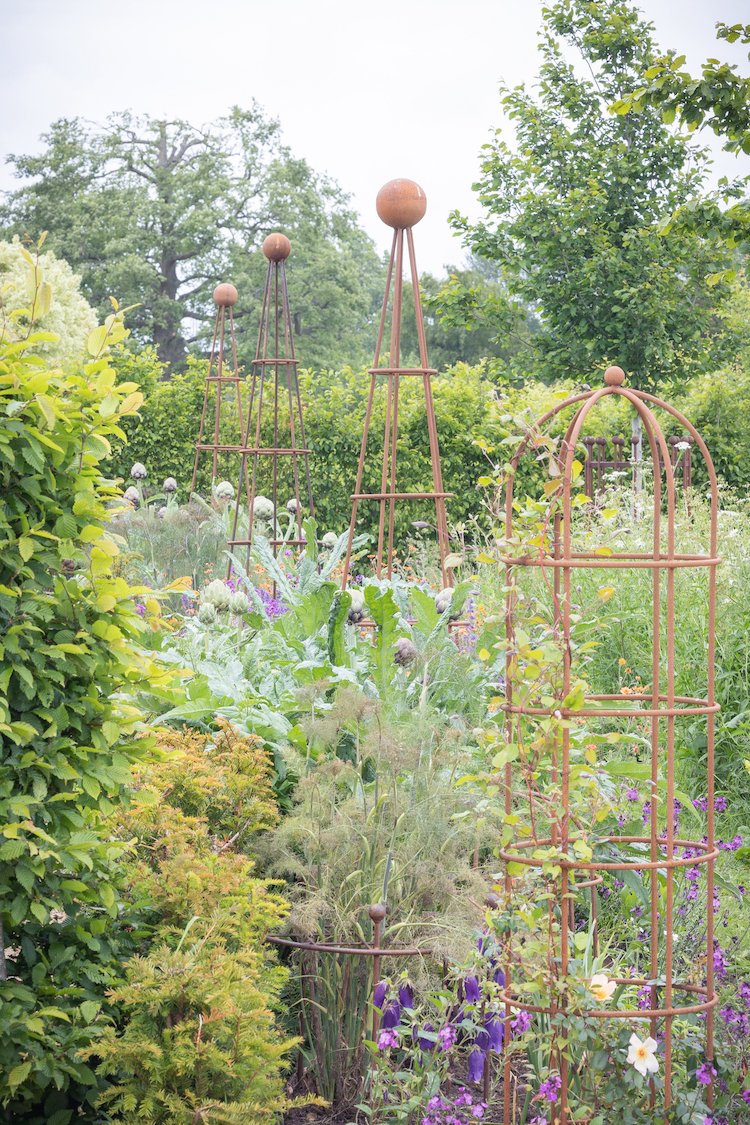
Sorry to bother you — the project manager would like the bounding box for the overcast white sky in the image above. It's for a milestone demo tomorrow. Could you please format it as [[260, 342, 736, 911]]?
[[1, 0, 748, 275]]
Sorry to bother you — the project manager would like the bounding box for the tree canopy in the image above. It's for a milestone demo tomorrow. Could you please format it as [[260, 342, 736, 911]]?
[[613, 20, 750, 249], [440, 0, 735, 389], [0, 105, 384, 371]]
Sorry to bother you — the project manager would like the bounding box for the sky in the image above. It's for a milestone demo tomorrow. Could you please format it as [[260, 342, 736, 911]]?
[[1, 0, 748, 276]]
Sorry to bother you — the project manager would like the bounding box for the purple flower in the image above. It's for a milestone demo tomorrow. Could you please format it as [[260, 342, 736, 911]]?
[[696, 1061, 716, 1086], [377, 1028, 398, 1050], [493, 966, 506, 987], [373, 980, 388, 1010], [418, 1022, 435, 1052], [743, 1090, 750, 1105], [539, 1074, 562, 1103], [626, 787, 639, 801], [468, 1048, 486, 1082], [642, 800, 651, 826], [398, 982, 415, 1009], [511, 1010, 532, 1035], [438, 1024, 457, 1051], [485, 1014, 504, 1051], [464, 976, 481, 1004], [693, 796, 709, 811], [381, 1001, 401, 1028], [134, 601, 146, 617], [714, 795, 727, 812]]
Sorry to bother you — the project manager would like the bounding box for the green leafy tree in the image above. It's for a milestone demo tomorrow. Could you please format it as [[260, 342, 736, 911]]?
[[398, 260, 539, 374], [1, 107, 383, 370], [442, 0, 734, 388], [613, 20, 750, 248], [0, 247, 167, 1120]]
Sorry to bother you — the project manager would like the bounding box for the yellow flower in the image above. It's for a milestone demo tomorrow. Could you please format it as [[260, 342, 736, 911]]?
[[589, 973, 616, 1003], [618, 657, 627, 666]]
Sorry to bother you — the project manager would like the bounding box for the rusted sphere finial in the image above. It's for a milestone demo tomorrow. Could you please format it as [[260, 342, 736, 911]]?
[[376, 178, 427, 229], [213, 282, 238, 307], [604, 365, 626, 386], [368, 903, 387, 923], [263, 232, 292, 262]]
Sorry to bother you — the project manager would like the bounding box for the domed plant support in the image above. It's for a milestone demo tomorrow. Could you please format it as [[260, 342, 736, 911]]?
[[499, 367, 718, 1122], [190, 282, 246, 492], [228, 233, 315, 572], [341, 179, 453, 589]]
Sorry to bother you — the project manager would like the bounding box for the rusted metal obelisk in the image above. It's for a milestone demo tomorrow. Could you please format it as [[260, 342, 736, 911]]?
[[341, 179, 452, 587], [190, 282, 245, 492]]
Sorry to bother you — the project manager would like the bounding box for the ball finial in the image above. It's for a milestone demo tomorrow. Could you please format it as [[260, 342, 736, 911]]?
[[604, 365, 626, 386], [376, 179, 427, 229], [367, 903, 387, 923], [263, 233, 292, 262], [213, 282, 238, 307]]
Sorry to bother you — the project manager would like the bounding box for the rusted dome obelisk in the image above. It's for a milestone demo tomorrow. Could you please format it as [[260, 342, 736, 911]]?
[[191, 282, 246, 492], [227, 233, 314, 573], [341, 179, 452, 587]]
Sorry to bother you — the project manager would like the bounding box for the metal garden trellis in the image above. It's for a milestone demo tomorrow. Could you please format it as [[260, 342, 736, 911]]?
[[228, 232, 315, 573], [499, 366, 719, 1123], [190, 282, 246, 492], [341, 178, 453, 590]]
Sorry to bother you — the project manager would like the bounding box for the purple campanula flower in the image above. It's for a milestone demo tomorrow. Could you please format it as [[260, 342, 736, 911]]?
[[468, 1048, 486, 1083], [464, 976, 481, 1004], [418, 1022, 435, 1052], [398, 982, 415, 1009], [381, 1000, 401, 1028], [485, 1014, 504, 1051], [742, 1090, 750, 1105], [373, 980, 388, 1010]]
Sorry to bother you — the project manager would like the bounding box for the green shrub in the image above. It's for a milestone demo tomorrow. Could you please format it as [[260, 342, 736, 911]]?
[[93, 721, 297, 1124], [0, 270, 162, 1120]]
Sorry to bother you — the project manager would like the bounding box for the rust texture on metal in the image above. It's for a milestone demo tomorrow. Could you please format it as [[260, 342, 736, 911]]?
[[228, 233, 315, 572], [501, 369, 718, 1123], [267, 904, 428, 1046], [190, 282, 246, 491], [582, 432, 692, 498], [342, 179, 453, 588]]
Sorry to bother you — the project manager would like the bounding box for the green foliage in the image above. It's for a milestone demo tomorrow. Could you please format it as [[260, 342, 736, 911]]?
[[1, 108, 384, 369], [443, 0, 734, 387], [106, 360, 511, 542], [0, 237, 96, 366], [0, 265, 166, 1119], [91, 720, 297, 1124], [614, 21, 750, 247]]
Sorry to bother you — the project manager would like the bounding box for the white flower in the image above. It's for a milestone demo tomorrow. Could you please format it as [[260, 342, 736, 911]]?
[[627, 1033, 659, 1077], [253, 495, 275, 521], [215, 480, 235, 502], [675, 440, 690, 452], [286, 497, 299, 514], [130, 462, 147, 480], [123, 486, 140, 507], [163, 476, 178, 494], [589, 973, 616, 1004], [321, 531, 338, 549]]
